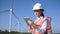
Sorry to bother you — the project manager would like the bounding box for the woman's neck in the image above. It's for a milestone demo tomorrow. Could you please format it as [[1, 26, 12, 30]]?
[[37, 16, 43, 18]]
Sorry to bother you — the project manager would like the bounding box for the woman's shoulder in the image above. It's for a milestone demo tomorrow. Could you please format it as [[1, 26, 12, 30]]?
[[44, 16, 51, 20], [44, 16, 51, 18], [45, 16, 52, 21]]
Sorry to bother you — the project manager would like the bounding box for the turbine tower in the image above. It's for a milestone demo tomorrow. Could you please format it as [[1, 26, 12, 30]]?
[[9, 8, 12, 32]]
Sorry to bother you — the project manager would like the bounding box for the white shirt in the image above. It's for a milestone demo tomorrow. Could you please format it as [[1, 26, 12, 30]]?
[[34, 16, 47, 33]]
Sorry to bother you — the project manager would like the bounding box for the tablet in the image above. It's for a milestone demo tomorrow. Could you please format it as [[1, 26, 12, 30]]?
[[24, 17, 33, 26]]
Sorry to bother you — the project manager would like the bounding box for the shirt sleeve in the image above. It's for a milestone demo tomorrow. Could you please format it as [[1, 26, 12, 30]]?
[[40, 20, 47, 33]]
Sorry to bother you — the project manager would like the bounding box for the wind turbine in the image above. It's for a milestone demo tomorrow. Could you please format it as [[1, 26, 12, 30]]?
[[0, 8, 12, 32], [9, 8, 20, 32], [0, 0, 20, 32], [9, 0, 22, 32], [9, 0, 20, 32]]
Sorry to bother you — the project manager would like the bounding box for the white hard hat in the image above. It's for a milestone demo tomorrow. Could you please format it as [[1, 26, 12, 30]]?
[[32, 3, 44, 10]]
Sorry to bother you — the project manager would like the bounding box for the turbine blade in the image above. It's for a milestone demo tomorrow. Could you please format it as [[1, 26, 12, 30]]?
[[12, 11, 19, 19], [0, 10, 9, 13]]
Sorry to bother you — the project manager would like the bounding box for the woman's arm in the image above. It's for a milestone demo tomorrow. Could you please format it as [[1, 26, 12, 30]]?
[[47, 17, 52, 34]]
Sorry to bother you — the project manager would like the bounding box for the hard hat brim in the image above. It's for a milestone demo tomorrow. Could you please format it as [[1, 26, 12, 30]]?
[[33, 9, 44, 11]]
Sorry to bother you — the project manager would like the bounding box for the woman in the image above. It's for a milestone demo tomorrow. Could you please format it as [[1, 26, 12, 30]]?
[[29, 3, 52, 34]]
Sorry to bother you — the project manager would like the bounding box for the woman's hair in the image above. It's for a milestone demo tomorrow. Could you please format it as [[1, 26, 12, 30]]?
[[41, 12, 44, 17], [40, 9, 44, 17]]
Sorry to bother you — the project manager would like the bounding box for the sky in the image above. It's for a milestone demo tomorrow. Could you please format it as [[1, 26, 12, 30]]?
[[0, 0, 60, 33]]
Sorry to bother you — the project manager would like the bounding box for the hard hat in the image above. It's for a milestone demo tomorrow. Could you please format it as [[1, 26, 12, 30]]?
[[32, 3, 44, 10]]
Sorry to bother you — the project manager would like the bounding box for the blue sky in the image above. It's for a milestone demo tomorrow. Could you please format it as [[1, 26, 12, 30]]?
[[0, 0, 60, 33]]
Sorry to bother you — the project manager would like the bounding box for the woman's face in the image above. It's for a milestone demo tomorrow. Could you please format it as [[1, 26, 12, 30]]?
[[34, 10, 43, 17]]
